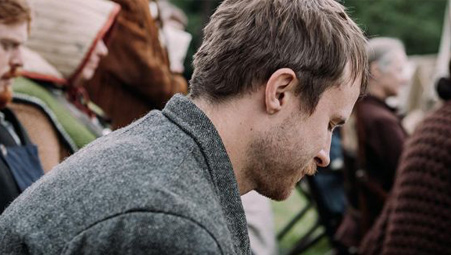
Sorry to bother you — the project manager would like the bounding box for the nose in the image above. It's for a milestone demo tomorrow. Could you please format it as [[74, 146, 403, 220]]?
[[96, 40, 108, 58], [314, 149, 330, 168], [10, 47, 24, 69]]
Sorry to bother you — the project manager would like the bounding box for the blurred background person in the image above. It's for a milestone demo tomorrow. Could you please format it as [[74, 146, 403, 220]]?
[[241, 191, 278, 255], [336, 37, 411, 252], [360, 62, 451, 255], [85, 0, 188, 130], [11, 0, 120, 172], [0, 0, 45, 214], [158, 0, 192, 75]]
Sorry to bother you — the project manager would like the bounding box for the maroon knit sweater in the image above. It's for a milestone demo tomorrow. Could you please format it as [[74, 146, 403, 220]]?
[[360, 100, 451, 255]]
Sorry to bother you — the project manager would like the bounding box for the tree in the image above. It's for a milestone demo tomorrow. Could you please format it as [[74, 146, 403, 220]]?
[[171, 0, 447, 79], [342, 0, 447, 55]]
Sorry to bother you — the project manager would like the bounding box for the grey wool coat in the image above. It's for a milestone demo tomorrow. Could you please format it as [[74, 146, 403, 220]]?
[[0, 95, 251, 255]]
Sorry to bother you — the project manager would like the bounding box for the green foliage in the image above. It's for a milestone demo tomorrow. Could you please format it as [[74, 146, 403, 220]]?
[[272, 189, 331, 254], [171, 0, 447, 80], [342, 0, 447, 55]]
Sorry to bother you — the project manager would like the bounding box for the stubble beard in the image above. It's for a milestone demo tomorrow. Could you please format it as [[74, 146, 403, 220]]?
[[0, 68, 19, 109], [0, 81, 13, 109], [246, 127, 315, 201]]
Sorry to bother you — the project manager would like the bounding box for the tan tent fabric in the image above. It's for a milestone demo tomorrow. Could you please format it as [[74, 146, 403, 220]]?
[[21, 47, 66, 85], [25, 0, 120, 82]]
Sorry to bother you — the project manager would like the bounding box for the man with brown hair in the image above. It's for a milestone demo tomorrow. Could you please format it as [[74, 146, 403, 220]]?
[[0, 0, 368, 254], [0, 0, 45, 214], [0, 0, 30, 109]]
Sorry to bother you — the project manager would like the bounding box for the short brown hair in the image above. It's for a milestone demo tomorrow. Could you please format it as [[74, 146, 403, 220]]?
[[0, 0, 31, 25], [190, 0, 368, 114]]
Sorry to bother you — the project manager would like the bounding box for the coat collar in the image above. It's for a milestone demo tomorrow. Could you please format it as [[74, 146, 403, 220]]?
[[162, 94, 250, 254], [362, 94, 397, 113]]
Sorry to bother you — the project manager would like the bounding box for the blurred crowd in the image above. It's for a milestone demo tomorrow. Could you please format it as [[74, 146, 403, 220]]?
[[1, 0, 190, 212], [301, 38, 451, 255], [0, 0, 450, 255]]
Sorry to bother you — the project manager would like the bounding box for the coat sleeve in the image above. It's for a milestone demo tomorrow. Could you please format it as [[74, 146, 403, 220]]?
[[370, 118, 406, 190], [62, 211, 222, 255]]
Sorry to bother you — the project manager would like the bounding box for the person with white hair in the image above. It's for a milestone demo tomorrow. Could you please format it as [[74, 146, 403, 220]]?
[[337, 38, 411, 251], [360, 61, 451, 255]]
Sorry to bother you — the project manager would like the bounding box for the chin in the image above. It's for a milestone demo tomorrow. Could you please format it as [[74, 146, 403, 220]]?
[[83, 70, 95, 81], [257, 184, 295, 201], [273, 190, 294, 201]]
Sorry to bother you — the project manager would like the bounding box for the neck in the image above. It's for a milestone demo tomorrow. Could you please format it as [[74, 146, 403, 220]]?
[[192, 96, 259, 195]]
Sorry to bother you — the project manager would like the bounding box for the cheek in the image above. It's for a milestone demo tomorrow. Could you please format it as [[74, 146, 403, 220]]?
[[396, 74, 407, 83], [0, 58, 8, 73], [389, 73, 402, 84]]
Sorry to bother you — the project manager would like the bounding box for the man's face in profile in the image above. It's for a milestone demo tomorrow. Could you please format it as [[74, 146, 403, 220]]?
[[0, 21, 27, 108], [249, 67, 362, 201]]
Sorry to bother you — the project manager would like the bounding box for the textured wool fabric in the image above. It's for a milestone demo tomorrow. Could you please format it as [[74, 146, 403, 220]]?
[[0, 94, 250, 254], [360, 101, 451, 255]]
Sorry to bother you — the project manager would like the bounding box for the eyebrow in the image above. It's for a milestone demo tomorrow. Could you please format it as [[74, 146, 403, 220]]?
[[0, 38, 23, 46]]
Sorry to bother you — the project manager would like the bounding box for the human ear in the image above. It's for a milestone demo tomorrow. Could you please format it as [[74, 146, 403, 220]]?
[[264, 68, 297, 114]]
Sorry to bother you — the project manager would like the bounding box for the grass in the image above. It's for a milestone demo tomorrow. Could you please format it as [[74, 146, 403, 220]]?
[[271, 189, 332, 255]]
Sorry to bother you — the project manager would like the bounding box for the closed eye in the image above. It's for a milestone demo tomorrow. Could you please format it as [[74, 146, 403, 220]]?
[[328, 122, 336, 132], [329, 117, 346, 132], [1, 39, 21, 51]]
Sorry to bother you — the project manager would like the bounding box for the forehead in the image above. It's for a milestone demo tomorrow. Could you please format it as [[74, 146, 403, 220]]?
[[0, 22, 28, 43]]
